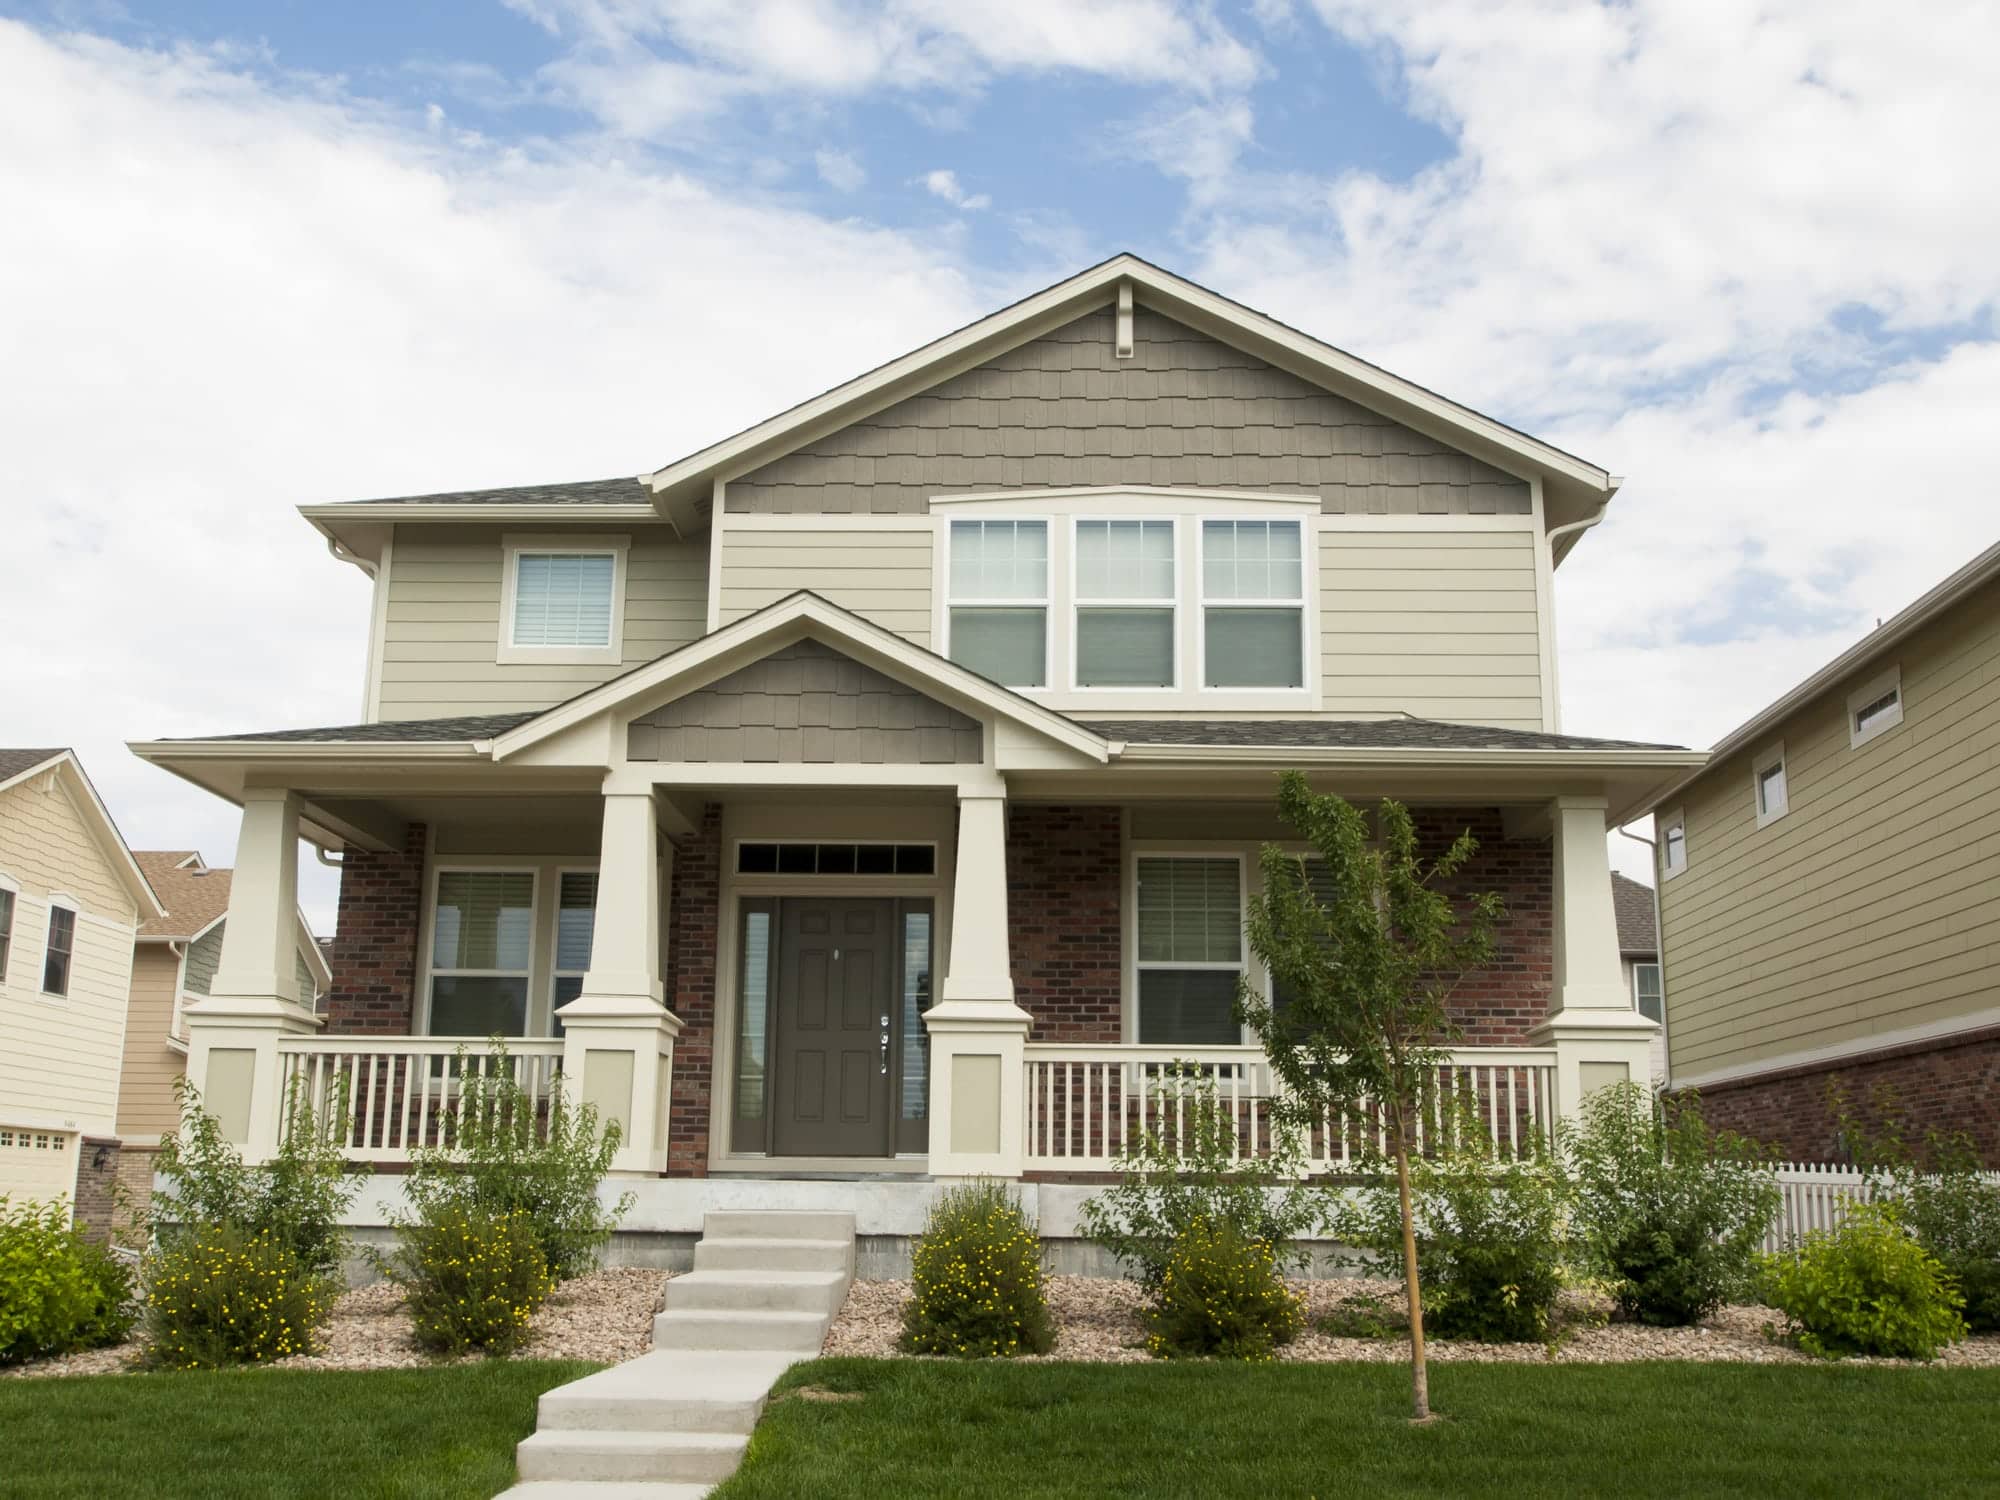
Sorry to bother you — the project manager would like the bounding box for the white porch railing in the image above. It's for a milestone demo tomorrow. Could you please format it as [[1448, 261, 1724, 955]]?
[[276, 1036, 565, 1164], [1021, 1044, 1559, 1173]]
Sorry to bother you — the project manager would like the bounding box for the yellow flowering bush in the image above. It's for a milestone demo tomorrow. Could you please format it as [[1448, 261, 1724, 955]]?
[[901, 1181, 1054, 1358], [1144, 1217, 1304, 1361], [387, 1204, 552, 1355], [144, 1225, 333, 1369]]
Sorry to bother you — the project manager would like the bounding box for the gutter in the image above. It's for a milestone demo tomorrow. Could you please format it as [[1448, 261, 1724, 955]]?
[[1108, 743, 1704, 768], [1545, 480, 1619, 567]]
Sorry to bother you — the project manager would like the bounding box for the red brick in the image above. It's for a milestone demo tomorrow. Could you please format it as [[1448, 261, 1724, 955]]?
[[325, 822, 425, 1035]]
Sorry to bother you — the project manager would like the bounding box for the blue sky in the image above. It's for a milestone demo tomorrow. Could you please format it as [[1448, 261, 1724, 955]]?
[[3, 1, 1998, 920]]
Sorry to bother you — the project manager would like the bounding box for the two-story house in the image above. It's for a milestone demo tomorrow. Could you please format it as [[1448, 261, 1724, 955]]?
[[131, 256, 1698, 1224]]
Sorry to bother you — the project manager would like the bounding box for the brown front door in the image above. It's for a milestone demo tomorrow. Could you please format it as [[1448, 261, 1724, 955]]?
[[770, 897, 896, 1157]]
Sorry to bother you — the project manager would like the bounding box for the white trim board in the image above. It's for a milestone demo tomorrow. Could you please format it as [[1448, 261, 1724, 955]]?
[[1673, 1005, 2000, 1092]]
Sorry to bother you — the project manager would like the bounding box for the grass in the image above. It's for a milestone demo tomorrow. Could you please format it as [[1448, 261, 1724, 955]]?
[[715, 1357, 2000, 1499], [0, 1360, 597, 1500]]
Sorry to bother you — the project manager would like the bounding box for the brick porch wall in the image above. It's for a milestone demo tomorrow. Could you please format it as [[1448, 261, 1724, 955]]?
[[325, 821, 427, 1034], [666, 804, 722, 1176], [1412, 807, 1554, 1045], [1677, 1027, 2000, 1165], [1007, 805, 1123, 1042]]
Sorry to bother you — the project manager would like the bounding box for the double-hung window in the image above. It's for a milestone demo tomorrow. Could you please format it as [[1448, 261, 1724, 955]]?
[[1632, 962, 1663, 1023], [42, 902, 75, 998], [1075, 519, 1175, 687], [0, 884, 13, 985], [947, 519, 1048, 687], [551, 872, 599, 1025], [1134, 856, 1242, 1044], [500, 536, 626, 665], [1201, 520, 1305, 688], [428, 871, 536, 1035]]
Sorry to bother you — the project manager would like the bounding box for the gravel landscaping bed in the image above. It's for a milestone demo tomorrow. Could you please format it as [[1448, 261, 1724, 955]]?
[[3, 1267, 669, 1380], [824, 1275, 2000, 1367]]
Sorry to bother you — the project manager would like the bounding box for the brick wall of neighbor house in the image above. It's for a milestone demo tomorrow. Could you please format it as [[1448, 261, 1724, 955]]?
[[72, 1137, 121, 1246], [114, 1145, 157, 1248], [666, 805, 722, 1176], [1682, 1029, 2000, 1165], [1007, 806, 1123, 1043], [1413, 807, 1554, 1045], [326, 822, 427, 1034]]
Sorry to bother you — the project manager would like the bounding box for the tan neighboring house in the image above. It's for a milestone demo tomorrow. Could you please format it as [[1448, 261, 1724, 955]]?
[[1611, 872, 1664, 1081], [0, 749, 162, 1226], [1637, 538, 2000, 1161]]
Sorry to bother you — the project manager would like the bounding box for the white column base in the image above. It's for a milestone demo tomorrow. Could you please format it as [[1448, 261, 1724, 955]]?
[[924, 1000, 1031, 1180], [556, 996, 681, 1175], [1529, 1008, 1659, 1122], [182, 995, 322, 1163]]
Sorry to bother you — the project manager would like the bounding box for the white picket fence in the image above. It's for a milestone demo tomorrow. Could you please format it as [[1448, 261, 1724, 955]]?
[[1764, 1161, 1870, 1253]]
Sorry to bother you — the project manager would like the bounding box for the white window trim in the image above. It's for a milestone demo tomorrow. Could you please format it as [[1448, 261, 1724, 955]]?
[[39, 893, 80, 1003], [1659, 811, 1688, 881], [1070, 515, 1181, 692], [418, 864, 543, 1037], [1631, 960, 1662, 1011], [497, 533, 629, 666], [941, 517, 1052, 690], [1847, 663, 1905, 749], [1752, 741, 1790, 829], [1125, 846, 1248, 1044], [0, 870, 17, 990], [1196, 516, 1311, 694]]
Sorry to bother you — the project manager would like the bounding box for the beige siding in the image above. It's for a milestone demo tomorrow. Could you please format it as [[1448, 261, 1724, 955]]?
[[1659, 595, 2000, 1082], [718, 526, 933, 645], [1320, 529, 1544, 729], [377, 523, 708, 720], [728, 306, 1531, 517], [116, 946, 184, 1142]]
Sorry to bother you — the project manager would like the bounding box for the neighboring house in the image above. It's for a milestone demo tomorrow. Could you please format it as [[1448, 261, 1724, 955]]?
[[130, 255, 1701, 1204], [117, 851, 328, 1191], [1637, 538, 2000, 1161], [1611, 872, 1664, 1081], [0, 749, 162, 1226]]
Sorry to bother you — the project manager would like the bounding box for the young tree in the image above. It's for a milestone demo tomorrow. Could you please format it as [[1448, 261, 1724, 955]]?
[[1240, 771, 1502, 1422]]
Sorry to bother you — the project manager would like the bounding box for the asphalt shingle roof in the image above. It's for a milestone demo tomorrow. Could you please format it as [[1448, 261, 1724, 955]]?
[[1612, 872, 1658, 956], [0, 748, 66, 782], [324, 477, 648, 508], [134, 852, 235, 940], [177, 714, 537, 743], [1081, 719, 1684, 752]]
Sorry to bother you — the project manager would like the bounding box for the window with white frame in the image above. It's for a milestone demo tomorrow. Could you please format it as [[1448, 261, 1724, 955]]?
[[1134, 856, 1242, 1044], [1848, 665, 1904, 749], [428, 870, 536, 1036], [1632, 961, 1663, 1023], [1201, 519, 1305, 689], [500, 535, 627, 664], [1075, 519, 1176, 687], [947, 519, 1049, 687], [1660, 815, 1688, 880], [0, 881, 14, 985], [551, 871, 599, 1018], [1753, 743, 1789, 827], [41, 900, 76, 998]]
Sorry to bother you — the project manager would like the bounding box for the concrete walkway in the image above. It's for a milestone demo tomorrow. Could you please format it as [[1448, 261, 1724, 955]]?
[[498, 1210, 856, 1499]]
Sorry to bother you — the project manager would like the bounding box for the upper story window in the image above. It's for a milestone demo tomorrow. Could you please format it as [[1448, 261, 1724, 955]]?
[[1848, 665, 1904, 749], [947, 519, 1048, 688], [1201, 520, 1305, 689], [1660, 813, 1687, 880], [1753, 743, 1789, 828], [0, 882, 14, 985], [1074, 519, 1176, 688], [499, 534, 628, 666], [42, 900, 76, 998]]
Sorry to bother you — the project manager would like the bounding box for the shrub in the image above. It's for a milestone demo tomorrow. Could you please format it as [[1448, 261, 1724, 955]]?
[[901, 1180, 1054, 1358], [144, 1225, 335, 1369], [1760, 1203, 1967, 1360], [1841, 1107, 2000, 1336], [0, 1198, 137, 1365], [387, 1204, 553, 1356], [1564, 1082, 1780, 1325], [1077, 1067, 1317, 1287], [1317, 1289, 1403, 1341], [154, 1075, 363, 1280], [402, 1046, 632, 1281], [1144, 1218, 1305, 1360]]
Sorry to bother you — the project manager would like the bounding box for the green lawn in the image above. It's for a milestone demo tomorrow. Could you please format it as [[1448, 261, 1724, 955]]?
[[0, 1360, 597, 1500], [715, 1358, 2000, 1500]]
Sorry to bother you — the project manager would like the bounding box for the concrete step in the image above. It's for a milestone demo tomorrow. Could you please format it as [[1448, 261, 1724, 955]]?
[[516, 1430, 746, 1486], [664, 1269, 849, 1318], [653, 1307, 828, 1352], [497, 1483, 715, 1499], [700, 1209, 856, 1241], [692, 1236, 853, 1274], [537, 1350, 801, 1434]]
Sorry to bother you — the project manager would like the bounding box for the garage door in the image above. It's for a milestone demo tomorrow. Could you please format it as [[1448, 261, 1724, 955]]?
[[0, 1126, 80, 1210]]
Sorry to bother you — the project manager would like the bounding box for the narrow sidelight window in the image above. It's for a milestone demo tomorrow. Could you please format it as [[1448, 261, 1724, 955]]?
[[898, 907, 933, 1152], [429, 871, 535, 1035], [1201, 519, 1305, 688], [1660, 818, 1687, 878], [735, 905, 774, 1140], [41, 903, 75, 997], [1075, 519, 1176, 687], [511, 552, 616, 648], [1134, 856, 1242, 1044], [948, 519, 1048, 687]]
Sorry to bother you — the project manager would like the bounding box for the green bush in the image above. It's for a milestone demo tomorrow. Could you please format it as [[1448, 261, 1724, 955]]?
[[144, 1225, 335, 1369], [1144, 1218, 1305, 1360], [901, 1181, 1054, 1358], [1850, 1123, 2000, 1335], [1077, 1067, 1317, 1287], [1564, 1082, 1779, 1325], [0, 1198, 136, 1365], [402, 1046, 632, 1281], [155, 1075, 363, 1280], [1760, 1204, 1967, 1360], [387, 1204, 553, 1356]]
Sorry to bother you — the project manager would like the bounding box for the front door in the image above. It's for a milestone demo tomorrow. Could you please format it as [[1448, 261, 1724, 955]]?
[[770, 897, 896, 1157]]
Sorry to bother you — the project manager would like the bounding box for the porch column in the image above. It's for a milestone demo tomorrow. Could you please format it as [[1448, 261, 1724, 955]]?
[[558, 788, 680, 1175], [183, 788, 320, 1162], [1528, 795, 1657, 1120], [927, 789, 1031, 1178]]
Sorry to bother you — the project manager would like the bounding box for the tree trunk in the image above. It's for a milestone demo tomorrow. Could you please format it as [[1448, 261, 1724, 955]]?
[[1394, 1138, 1432, 1421]]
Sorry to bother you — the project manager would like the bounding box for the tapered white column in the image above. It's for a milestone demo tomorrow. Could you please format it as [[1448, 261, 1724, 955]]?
[[940, 793, 1016, 1004]]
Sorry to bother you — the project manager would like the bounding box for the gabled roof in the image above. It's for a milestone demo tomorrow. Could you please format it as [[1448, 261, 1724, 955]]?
[[131, 851, 332, 990], [0, 749, 165, 919], [0, 748, 66, 784], [1611, 872, 1658, 956]]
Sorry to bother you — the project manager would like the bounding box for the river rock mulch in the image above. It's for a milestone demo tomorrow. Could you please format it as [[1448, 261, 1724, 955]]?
[[2, 1267, 669, 1380], [823, 1275, 2000, 1367]]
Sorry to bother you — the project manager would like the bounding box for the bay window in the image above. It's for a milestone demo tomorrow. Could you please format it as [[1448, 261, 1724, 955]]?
[[428, 870, 535, 1035], [1201, 519, 1304, 688], [1134, 856, 1243, 1044], [1075, 519, 1175, 687], [947, 519, 1048, 687]]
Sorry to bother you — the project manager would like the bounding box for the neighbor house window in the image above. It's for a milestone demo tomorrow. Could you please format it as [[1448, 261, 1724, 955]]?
[[1134, 856, 1242, 1044], [499, 535, 627, 664], [41, 901, 76, 998], [1660, 816, 1687, 880], [428, 870, 535, 1035], [1075, 519, 1176, 687], [1753, 744, 1789, 828], [1848, 665, 1904, 748], [947, 519, 1048, 687], [0, 884, 14, 985], [1201, 519, 1305, 688], [1632, 962, 1663, 1023], [550, 871, 598, 1019]]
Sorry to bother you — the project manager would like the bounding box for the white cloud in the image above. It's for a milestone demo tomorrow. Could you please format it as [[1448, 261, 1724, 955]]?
[[918, 167, 989, 210], [814, 146, 865, 191]]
